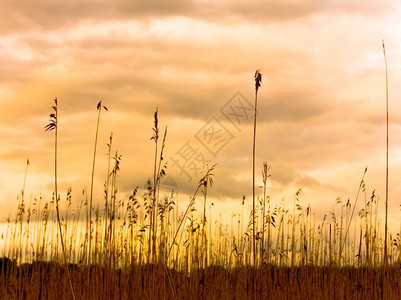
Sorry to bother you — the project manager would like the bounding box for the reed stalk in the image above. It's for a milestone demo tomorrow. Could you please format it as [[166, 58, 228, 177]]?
[[252, 69, 262, 267], [89, 101, 107, 265], [45, 98, 76, 300], [382, 39, 389, 266]]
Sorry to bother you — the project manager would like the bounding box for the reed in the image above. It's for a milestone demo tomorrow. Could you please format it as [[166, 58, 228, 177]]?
[[44, 98, 75, 300], [252, 69, 262, 267], [0, 62, 399, 298], [1, 153, 400, 298], [89, 101, 107, 265], [382, 39, 389, 266]]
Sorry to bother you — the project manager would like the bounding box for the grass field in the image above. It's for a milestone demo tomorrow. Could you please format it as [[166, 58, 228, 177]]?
[[0, 68, 399, 299], [1, 260, 401, 299]]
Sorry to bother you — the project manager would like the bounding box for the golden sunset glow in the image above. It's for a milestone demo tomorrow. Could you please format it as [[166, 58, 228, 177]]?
[[1, 1, 401, 231], [2, 2, 401, 299]]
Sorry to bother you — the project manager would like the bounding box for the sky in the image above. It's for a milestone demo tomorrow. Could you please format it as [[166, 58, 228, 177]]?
[[1, 0, 401, 231]]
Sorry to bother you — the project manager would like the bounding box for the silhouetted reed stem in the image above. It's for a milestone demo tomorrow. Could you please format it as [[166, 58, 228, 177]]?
[[45, 98, 76, 300], [252, 70, 262, 267], [382, 39, 389, 266]]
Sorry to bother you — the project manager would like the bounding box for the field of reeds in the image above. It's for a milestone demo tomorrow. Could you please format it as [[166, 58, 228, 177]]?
[[1, 65, 400, 299]]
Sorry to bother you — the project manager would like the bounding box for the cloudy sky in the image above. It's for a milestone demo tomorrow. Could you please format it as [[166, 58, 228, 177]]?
[[1, 0, 401, 230]]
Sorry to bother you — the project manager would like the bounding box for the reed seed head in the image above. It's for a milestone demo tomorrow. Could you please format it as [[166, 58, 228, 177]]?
[[254, 69, 262, 92]]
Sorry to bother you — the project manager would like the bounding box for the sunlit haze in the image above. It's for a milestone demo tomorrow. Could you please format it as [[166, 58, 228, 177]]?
[[1, 1, 401, 232]]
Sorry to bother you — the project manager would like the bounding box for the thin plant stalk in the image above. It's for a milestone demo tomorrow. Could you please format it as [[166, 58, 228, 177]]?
[[45, 98, 76, 300], [89, 100, 107, 265], [202, 177, 208, 268], [252, 69, 262, 267], [155, 125, 168, 263], [167, 165, 215, 262], [202, 164, 214, 268], [261, 162, 270, 263], [104, 132, 113, 251], [339, 167, 367, 260], [382, 39, 389, 266], [149, 108, 159, 264]]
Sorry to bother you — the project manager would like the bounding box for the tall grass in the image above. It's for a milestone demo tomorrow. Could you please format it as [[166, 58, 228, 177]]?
[[44, 98, 75, 300], [252, 69, 262, 267], [0, 61, 399, 298], [382, 39, 389, 266], [1, 147, 400, 298], [89, 101, 107, 265]]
